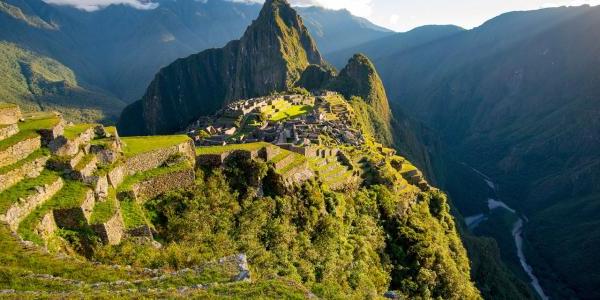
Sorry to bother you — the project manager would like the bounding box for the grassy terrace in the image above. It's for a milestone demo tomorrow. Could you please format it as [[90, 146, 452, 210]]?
[[90, 189, 118, 225], [0, 170, 59, 215], [0, 148, 47, 177], [120, 199, 149, 229], [19, 113, 61, 132], [195, 142, 271, 155], [63, 123, 95, 140], [117, 161, 191, 194], [279, 154, 306, 174], [269, 105, 313, 122], [18, 180, 89, 245], [0, 129, 38, 151], [121, 135, 190, 158], [74, 153, 95, 171]]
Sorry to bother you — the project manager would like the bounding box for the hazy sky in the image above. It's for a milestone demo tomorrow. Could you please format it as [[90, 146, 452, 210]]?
[[44, 0, 600, 31]]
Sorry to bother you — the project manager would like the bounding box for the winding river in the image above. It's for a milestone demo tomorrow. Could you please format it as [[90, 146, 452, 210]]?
[[464, 168, 550, 300]]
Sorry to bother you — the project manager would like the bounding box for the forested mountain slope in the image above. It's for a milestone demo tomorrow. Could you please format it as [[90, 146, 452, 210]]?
[[330, 5, 600, 299]]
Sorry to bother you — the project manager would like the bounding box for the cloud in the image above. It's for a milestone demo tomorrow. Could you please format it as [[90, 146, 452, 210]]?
[[43, 0, 159, 11]]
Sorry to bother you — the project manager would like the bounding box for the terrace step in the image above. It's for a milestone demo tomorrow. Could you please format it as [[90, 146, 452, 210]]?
[[0, 150, 49, 193], [117, 162, 195, 203], [0, 123, 19, 141], [91, 194, 125, 245], [18, 180, 94, 245], [0, 171, 63, 232], [0, 131, 41, 168]]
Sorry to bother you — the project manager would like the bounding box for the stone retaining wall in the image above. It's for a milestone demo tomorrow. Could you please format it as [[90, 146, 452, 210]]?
[[127, 225, 154, 239], [0, 124, 19, 140], [0, 177, 63, 231], [35, 212, 57, 242], [92, 209, 124, 245], [72, 155, 98, 181], [48, 127, 95, 157], [0, 136, 41, 168], [38, 121, 65, 146], [52, 189, 95, 230], [197, 153, 228, 167], [261, 145, 280, 161], [125, 140, 195, 175], [0, 155, 48, 193], [122, 168, 195, 202], [0, 105, 21, 125], [281, 162, 314, 186], [107, 165, 126, 188], [273, 153, 295, 171]]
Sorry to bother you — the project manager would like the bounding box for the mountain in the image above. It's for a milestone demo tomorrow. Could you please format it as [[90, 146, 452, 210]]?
[[118, 0, 325, 135], [0, 41, 124, 122], [330, 5, 600, 299], [0, 0, 392, 113], [295, 6, 393, 56], [328, 25, 465, 69]]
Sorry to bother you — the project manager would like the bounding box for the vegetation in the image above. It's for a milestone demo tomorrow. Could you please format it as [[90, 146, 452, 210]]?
[[18, 180, 89, 245], [0, 42, 124, 123], [90, 189, 118, 225], [63, 124, 95, 140], [94, 155, 480, 299], [196, 142, 271, 156], [269, 105, 313, 122], [0, 170, 58, 214], [121, 135, 190, 157]]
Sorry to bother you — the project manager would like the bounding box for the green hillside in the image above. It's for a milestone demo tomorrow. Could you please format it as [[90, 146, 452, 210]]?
[[0, 42, 125, 123], [330, 5, 600, 299]]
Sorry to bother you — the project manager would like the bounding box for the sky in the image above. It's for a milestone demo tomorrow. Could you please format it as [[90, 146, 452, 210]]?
[[44, 0, 600, 31]]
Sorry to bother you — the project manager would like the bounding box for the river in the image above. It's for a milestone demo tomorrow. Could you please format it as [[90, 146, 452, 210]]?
[[464, 168, 549, 300]]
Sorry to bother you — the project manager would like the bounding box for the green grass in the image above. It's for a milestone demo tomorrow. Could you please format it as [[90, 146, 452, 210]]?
[[0, 102, 18, 109], [279, 155, 306, 174], [121, 135, 190, 158], [195, 142, 271, 155], [90, 189, 117, 224], [271, 150, 292, 164], [0, 129, 38, 151], [74, 153, 95, 172], [18, 113, 60, 132], [0, 148, 47, 176], [0, 170, 59, 214], [120, 200, 149, 229], [269, 105, 313, 122], [18, 180, 89, 245], [63, 123, 95, 140], [118, 162, 191, 194]]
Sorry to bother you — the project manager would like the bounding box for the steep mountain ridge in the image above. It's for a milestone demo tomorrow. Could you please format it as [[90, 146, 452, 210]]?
[[329, 5, 600, 299], [118, 0, 326, 135], [0, 0, 391, 108]]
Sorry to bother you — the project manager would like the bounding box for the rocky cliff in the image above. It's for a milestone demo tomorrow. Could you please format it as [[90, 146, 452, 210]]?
[[118, 0, 325, 135]]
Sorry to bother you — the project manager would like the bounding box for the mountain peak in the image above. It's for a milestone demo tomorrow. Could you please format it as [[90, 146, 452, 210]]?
[[118, 0, 326, 135]]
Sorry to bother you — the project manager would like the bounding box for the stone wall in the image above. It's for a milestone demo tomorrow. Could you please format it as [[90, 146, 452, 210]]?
[[273, 153, 295, 171], [260, 145, 280, 161], [107, 165, 126, 188], [84, 175, 108, 200], [0, 105, 21, 125], [35, 212, 57, 242], [0, 135, 41, 168], [53, 189, 95, 230], [0, 155, 48, 193], [0, 124, 19, 140], [48, 127, 95, 157], [281, 162, 314, 186], [90, 140, 121, 165], [125, 140, 195, 175], [127, 225, 154, 239], [197, 153, 228, 167], [72, 155, 98, 181], [126, 168, 195, 202], [38, 121, 65, 146], [0, 177, 63, 231], [92, 209, 124, 245]]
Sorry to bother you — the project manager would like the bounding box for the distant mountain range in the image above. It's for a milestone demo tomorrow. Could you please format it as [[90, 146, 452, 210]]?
[[331, 5, 600, 299], [0, 0, 392, 121]]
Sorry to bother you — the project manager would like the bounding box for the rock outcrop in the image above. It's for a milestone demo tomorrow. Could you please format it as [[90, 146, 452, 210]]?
[[118, 0, 325, 135]]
